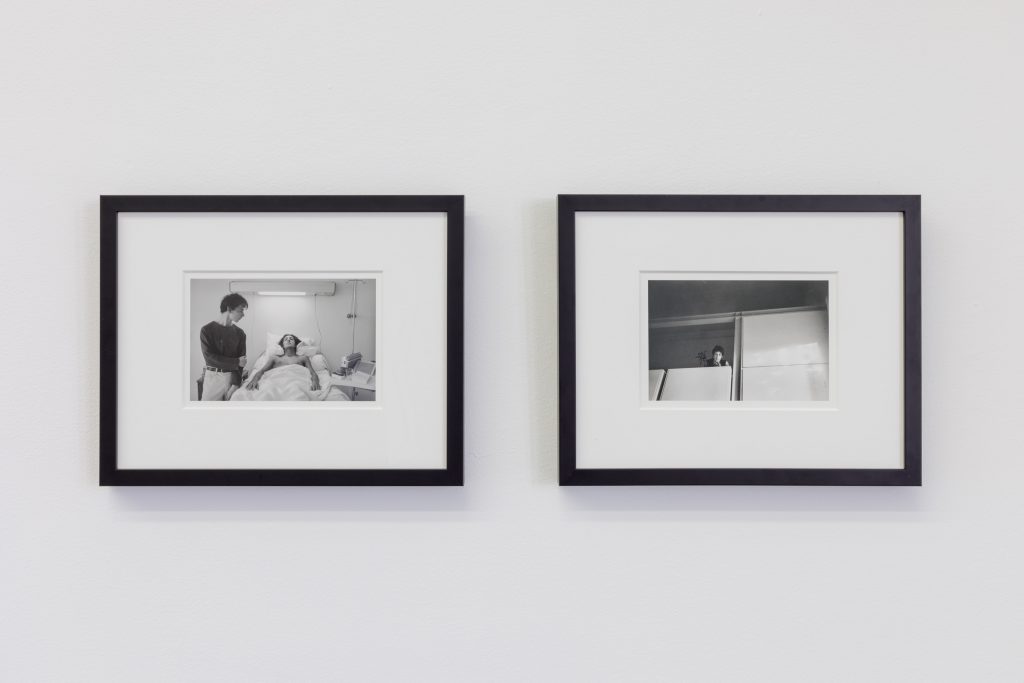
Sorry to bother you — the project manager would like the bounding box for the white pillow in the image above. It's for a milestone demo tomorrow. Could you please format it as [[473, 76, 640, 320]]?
[[309, 354, 329, 373], [265, 332, 316, 356], [249, 351, 271, 374]]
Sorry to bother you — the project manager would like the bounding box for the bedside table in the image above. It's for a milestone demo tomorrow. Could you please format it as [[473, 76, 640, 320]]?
[[330, 372, 376, 401]]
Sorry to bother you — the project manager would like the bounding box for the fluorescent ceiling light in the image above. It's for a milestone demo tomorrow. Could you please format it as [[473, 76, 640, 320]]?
[[229, 280, 336, 296]]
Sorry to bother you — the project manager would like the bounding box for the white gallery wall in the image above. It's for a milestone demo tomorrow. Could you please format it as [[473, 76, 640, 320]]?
[[1, 1, 1022, 681]]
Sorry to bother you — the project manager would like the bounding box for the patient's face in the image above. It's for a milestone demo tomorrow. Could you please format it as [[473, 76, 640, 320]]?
[[712, 350, 723, 363], [282, 335, 298, 348]]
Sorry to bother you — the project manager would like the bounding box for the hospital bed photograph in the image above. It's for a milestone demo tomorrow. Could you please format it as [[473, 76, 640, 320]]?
[[190, 276, 377, 403]]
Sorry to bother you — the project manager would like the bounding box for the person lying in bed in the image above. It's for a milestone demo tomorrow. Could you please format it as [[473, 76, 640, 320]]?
[[245, 333, 321, 391]]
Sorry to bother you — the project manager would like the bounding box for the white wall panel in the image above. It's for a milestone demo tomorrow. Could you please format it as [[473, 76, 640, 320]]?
[[660, 366, 733, 401], [741, 363, 829, 402], [741, 310, 829, 367], [648, 369, 665, 401]]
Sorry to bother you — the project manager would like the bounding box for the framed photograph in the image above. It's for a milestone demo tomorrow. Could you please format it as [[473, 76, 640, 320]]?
[[100, 195, 463, 485], [559, 195, 921, 486]]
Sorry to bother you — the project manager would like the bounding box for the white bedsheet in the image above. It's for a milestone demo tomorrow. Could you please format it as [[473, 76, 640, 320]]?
[[230, 363, 342, 402]]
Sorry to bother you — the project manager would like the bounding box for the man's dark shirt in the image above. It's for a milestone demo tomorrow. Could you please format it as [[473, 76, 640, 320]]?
[[200, 322, 247, 375]]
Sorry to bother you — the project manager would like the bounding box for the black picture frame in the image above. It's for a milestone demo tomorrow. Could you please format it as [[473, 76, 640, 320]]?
[[100, 195, 464, 486], [558, 194, 921, 486]]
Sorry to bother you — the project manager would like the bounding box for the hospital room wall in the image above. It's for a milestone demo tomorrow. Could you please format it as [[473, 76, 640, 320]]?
[[188, 280, 376, 398]]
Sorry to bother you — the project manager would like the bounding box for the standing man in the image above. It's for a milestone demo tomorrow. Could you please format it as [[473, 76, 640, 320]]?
[[199, 293, 248, 401]]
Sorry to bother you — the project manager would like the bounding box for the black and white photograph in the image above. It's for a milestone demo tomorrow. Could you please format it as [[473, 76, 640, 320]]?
[[560, 194, 919, 486], [99, 194, 462, 486], [189, 275, 378, 403], [646, 277, 831, 402]]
